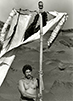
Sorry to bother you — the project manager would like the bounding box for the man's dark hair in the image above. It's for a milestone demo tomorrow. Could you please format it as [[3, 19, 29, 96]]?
[[22, 64, 32, 74]]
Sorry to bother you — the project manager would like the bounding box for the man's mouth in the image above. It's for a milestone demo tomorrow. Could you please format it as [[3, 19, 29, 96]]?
[[27, 75, 31, 78]]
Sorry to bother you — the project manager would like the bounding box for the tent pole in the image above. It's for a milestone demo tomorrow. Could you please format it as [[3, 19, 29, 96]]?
[[38, 1, 43, 101]]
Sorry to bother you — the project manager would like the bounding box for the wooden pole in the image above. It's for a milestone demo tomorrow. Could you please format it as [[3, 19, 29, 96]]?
[[38, 1, 43, 101]]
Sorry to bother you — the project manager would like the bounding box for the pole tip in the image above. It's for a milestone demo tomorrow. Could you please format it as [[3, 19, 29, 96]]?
[[38, 1, 43, 9]]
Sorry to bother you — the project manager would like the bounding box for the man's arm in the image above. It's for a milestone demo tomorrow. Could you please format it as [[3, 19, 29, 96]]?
[[18, 80, 36, 98]]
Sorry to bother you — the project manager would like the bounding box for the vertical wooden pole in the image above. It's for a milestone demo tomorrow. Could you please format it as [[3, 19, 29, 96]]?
[[38, 1, 43, 101]]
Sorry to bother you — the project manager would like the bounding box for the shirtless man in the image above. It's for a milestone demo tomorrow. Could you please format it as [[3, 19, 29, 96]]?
[[18, 64, 39, 101]]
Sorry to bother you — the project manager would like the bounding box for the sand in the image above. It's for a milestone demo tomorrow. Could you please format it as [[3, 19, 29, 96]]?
[[0, 31, 73, 101]]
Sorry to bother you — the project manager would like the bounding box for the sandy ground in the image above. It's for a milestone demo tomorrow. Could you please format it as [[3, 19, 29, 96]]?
[[0, 31, 73, 101]]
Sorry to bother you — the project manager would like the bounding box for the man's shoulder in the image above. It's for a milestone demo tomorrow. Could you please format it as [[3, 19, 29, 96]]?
[[33, 77, 39, 81], [19, 78, 26, 83], [33, 77, 38, 81], [33, 78, 39, 84]]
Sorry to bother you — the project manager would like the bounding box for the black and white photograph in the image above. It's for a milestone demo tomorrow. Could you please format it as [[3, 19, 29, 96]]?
[[0, 0, 73, 101]]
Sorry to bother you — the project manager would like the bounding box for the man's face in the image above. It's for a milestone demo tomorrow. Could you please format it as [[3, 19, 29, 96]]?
[[25, 69, 32, 79]]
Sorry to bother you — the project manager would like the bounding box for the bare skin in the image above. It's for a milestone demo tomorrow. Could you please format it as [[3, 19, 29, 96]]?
[[18, 69, 38, 101]]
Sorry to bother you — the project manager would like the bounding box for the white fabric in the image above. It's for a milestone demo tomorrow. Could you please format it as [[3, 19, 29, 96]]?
[[0, 13, 31, 57], [21, 12, 64, 44], [0, 10, 68, 87], [0, 55, 15, 86], [0, 9, 17, 42], [47, 14, 68, 46]]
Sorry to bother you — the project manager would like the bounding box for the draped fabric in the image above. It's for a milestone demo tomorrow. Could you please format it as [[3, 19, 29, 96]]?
[[0, 9, 68, 86], [24, 11, 47, 40]]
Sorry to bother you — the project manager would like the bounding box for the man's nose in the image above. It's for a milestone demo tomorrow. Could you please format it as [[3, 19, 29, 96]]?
[[28, 72, 31, 75]]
